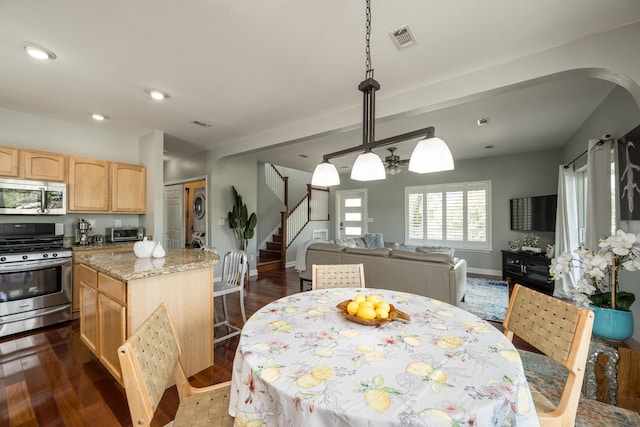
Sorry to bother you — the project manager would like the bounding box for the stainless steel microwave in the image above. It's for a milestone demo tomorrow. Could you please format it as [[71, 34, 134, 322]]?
[[0, 179, 67, 215]]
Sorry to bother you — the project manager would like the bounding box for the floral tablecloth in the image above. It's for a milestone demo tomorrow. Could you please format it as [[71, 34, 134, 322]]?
[[229, 288, 539, 426]]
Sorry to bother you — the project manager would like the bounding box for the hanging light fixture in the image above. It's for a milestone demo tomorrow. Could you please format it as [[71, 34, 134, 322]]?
[[311, 0, 454, 186], [408, 129, 454, 173]]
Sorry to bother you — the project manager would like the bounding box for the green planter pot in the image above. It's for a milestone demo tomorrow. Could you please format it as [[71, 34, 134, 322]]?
[[590, 305, 634, 342]]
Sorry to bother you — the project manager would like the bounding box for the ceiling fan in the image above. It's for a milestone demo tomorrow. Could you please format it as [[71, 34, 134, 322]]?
[[383, 147, 409, 175]]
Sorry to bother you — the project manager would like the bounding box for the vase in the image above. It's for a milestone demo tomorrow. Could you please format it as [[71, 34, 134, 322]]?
[[590, 305, 634, 342]]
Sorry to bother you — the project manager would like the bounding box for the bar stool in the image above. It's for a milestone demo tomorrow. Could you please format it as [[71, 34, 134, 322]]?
[[213, 249, 248, 344]]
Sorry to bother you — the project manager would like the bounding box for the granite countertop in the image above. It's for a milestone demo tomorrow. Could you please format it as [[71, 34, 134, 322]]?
[[76, 248, 220, 281], [69, 241, 136, 252]]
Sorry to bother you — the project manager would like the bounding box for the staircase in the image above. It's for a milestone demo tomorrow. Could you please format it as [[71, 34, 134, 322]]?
[[256, 164, 329, 275], [258, 227, 284, 273]]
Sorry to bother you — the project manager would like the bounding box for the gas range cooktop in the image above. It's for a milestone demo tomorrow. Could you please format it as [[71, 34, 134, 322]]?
[[0, 222, 71, 263]]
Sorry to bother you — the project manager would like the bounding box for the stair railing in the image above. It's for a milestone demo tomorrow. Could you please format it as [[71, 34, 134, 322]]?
[[280, 185, 330, 266], [265, 164, 288, 208]]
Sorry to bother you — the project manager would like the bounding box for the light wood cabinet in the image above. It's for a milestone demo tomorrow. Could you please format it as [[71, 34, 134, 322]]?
[[0, 146, 19, 177], [111, 162, 146, 213], [0, 145, 147, 213], [98, 289, 126, 383], [21, 150, 66, 181], [68, 156, 146, 213], [77, 254, 215, 384], [78, 263, 128, 384], [0, 146, 66, 180], [68, 156, 109, 211], [72, 246, 133, 315], [79, 269, 99, 355]]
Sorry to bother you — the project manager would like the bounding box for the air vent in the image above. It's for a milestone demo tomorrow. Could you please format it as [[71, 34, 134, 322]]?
[[191, 120, 212, 128], [476, 117, 489, 126], [389, 25, 417, 50]]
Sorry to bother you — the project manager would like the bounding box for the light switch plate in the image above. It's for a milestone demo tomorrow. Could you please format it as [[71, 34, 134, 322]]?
[[218, 218, 225, 226]]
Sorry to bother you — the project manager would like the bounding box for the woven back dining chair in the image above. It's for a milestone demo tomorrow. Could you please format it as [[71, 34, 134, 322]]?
[[117, 303, 233, 427], [214, 249, 248, 344], [311, 263, 366, 290], [503, 284, 594, 427]]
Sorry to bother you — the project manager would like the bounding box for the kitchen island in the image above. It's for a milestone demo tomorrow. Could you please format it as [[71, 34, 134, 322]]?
[[76, 248, 219, 384]]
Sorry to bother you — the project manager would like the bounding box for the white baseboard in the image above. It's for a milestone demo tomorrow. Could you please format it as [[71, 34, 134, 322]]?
[[467, 267, 502, 277]]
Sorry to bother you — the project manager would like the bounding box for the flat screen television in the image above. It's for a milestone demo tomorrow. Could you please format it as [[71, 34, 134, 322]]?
[[510, 194, 557, 232]]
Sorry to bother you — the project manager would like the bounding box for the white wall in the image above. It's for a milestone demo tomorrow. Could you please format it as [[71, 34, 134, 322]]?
[[140, 131, 164, 241], [207, 154, 258, 272]]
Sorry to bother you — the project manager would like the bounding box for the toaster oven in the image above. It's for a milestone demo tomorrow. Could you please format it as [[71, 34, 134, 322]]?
[[106, 227, 144, 242]]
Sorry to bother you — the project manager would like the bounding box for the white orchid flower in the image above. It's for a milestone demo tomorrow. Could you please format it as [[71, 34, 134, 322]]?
[[576, 277, 596, 295], [586, 267, 605, 280], [574, 247, 589, 256], [622, 259, 637, 271], [589, 253, 609, 270], [599, 236, 613, 251]]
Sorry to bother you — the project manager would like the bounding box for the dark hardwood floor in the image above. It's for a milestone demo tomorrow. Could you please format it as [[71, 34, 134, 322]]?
[[0, 268, 536, 426]]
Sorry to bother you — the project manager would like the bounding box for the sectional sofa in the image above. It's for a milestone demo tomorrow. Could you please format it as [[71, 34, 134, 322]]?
[[298, 242, 467, 305]]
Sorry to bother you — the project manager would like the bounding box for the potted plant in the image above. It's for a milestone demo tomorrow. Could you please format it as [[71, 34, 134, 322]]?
[[518, 232, 541, 253], [550, 229, 638, 341], [228, 186, 257, 252]]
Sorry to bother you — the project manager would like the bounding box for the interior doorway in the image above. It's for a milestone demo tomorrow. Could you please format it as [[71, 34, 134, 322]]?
[[184, 179, 207, 247], [163, 177, 207, 249]]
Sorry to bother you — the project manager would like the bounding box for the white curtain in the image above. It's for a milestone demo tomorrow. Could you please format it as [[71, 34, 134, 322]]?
[[554, 164, 579, 298], [585, 138, 613, 251]]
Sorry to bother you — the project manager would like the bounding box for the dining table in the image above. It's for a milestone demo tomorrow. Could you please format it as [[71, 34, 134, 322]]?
[[229, 288, 540, 426]]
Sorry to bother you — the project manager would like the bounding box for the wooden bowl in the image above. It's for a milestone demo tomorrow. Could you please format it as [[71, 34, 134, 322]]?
[[336, 299, 410, 326]]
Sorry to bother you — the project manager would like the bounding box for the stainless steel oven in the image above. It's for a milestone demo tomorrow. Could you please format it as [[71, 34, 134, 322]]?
[[0, 222, 72, 338]]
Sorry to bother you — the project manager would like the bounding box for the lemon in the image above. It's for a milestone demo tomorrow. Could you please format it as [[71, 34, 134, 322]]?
[[259, 367, 281, 383], [356, 306, 376, 320], [353, 294, 366, 304], [374, 301, 390, 312], [347, 300, 360, 315], [296, 373, 322, 388], [359, 300, 374, 309], [375, 307, 389, 319], [311, 365, 335, 380], [365, 295, 380, 304], [364, 389, 391, 413], [437, 335, 464, 349]]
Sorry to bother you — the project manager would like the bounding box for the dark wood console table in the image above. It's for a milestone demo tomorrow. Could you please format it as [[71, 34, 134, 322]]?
[[501, 250, 553, 295]]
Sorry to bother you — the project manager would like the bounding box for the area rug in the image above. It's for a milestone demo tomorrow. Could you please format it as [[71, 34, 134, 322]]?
[[458, 278, 509, 322]]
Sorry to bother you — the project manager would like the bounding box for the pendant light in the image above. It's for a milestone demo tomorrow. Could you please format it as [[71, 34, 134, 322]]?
[[408, 132, 454, 173], [310, 0, 454, 186]]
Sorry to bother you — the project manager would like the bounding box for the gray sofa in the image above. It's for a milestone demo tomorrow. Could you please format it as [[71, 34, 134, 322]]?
[[299, 243, 467, 305]]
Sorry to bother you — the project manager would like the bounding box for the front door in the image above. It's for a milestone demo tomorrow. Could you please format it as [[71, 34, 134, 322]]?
[[335, 189, 367, 239]]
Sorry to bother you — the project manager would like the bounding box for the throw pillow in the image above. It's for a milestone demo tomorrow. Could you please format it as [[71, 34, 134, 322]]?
[[364, 232, 384, 249], [416, 245, 454, 257]]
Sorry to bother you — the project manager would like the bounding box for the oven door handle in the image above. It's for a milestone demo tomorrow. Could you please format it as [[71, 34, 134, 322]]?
[[0, 258, 71, 272], [0, 304, 70, 325]]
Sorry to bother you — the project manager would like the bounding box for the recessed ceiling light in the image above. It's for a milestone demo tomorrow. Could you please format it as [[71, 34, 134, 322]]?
[[25, 44, 57, 60], [485, 145, 494, 149], [146, 89, 169, 100], [91, 113, 106, 121]]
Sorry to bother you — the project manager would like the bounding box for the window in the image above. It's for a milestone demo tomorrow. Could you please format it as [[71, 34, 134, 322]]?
[[405, 181, 492, 250], [576, 156, 616, 246]]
